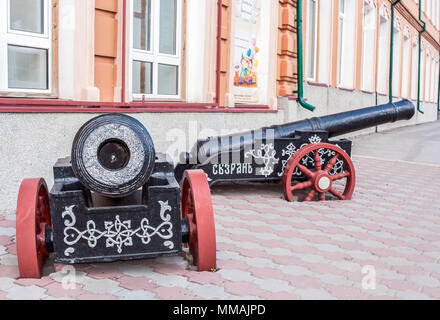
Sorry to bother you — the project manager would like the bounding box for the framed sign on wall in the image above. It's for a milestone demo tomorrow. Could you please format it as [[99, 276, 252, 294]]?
[[230, 0, 276, 106]]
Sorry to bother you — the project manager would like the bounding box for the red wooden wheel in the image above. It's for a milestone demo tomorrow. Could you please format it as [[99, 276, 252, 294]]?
[[16, 178, 52, 278], [282, 143, 356, 202], [181, 170, 216, 271]]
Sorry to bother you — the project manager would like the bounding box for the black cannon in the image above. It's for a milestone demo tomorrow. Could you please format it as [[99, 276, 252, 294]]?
[[16, 114, 216, 279], [175, 100, 415, 202]]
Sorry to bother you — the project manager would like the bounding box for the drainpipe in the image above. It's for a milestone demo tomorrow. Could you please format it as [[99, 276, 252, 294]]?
[[296, 0, 316, 112], [389, 0, 402, 104], [417, 0, 426, 114]]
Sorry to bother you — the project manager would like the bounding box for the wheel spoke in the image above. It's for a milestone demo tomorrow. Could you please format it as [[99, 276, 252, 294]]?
[[329, 187, 345, 200], [314, 150, 322, 171], [297, 164, 314, 178], [331, 172, 350, 181], [319, 192, 325, 201], [290, 180, 312, 192], [305, 189, 316, 201], [324, 155, 339, 173]]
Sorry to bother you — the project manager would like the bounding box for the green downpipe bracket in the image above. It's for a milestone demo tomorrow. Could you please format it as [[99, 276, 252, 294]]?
[[296, 0, 316, 112], [389, 0, 402, 104], [417, 0, 426, 114]]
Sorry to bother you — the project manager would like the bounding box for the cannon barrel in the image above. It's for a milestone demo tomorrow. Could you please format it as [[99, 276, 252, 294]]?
[[195, 99, 415, 159]]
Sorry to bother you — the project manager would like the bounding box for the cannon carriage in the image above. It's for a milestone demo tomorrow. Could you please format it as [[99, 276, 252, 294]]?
[[16, 114, 216, 279], [175, 100, 415, 202]]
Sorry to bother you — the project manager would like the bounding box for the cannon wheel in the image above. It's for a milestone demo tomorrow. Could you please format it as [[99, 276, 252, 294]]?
[[282, 143, 356, 202], [16, 178, 52, 279], [181, 170, 216, 271]]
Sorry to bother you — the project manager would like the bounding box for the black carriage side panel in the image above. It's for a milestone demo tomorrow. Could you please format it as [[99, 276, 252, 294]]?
[[195, 131, 352, 186], [49, 154, 182, 264]]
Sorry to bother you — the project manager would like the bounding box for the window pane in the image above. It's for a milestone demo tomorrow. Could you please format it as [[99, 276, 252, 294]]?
[[132, 60, 152, 94], [8, 45, 48, 89], [10, 0, 44, 34], [159, 0, 177, 55], [133, 0, 151, 51], [158, 64, 178, 95]]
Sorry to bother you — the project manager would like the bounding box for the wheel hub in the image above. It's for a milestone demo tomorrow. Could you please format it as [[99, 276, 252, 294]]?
[[314, 172, 332, 192]]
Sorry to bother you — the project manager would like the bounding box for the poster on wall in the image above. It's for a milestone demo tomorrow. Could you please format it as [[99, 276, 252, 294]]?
[[232, 0, 262, 104]]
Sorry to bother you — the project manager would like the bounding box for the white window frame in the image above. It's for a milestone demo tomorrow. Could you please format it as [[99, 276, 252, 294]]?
[[0, 0, 52, 94], [424, 51, 430, 101], [361, 0, 377, 92], [401, 32, 411, 99], [420, 47, 425, 100], [377, 13, 390, 95], [430, 55, 436, 101], [337, 0, 356, 89], [306, 0, 318, 81], [392, 22, 401, 97], [410, 38, 418, 100], [317, 0, 331, 84], [129, 0, 183, 100]]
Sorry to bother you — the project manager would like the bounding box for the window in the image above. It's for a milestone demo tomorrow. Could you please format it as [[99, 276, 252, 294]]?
[[306, 0, 318, 81], [401, 32, 411, 98], [0, 0, 52, 93], [410, 39, 418, 100], [361, 1, 377, 92], [420, 47, 425, 100], [377, 14, 389, 94], [435, 60, 439, 102], [338, 0, 356, 89], [427, 0, 431, 20], [424, 51, 430, 101], [430, 56, 436, 101], [317, 0, 332, 84], [392, 23, 401, 97], [131, 0, 182, 99]]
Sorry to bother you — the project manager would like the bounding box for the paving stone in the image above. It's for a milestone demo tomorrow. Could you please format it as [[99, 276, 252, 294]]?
[[114, 289, 156, 300], [0, 277, 15, 291], [15, 276, 54, 287], [43, 296, 75, 300], [394, 289, 434, 300], [186, 283, 231, 299], [81, 277, 121, 294], [6, 285, 47, 300], [217, 269, 255, 282], [44, 282, 88, 298], [117, 275, 157, 291], [147, 273, 190, 288], [0, 254, 17, 266], [119, 265, 155, 278], [253, 278, 296, 293], [0, 228, 15, 237], [295, 288, 336, 300], [406, 275, 440, 288], [316, 274, 354, 287], [77, 293, 118, 300]]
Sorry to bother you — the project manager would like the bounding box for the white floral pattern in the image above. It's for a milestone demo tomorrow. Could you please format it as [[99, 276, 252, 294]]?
[[245, 143, 279, 177], [62, 201, 174, 255], [278, 136, 346, 177]]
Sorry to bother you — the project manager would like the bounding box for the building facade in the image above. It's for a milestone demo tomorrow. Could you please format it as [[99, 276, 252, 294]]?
[[0, 0, 439, 213]]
